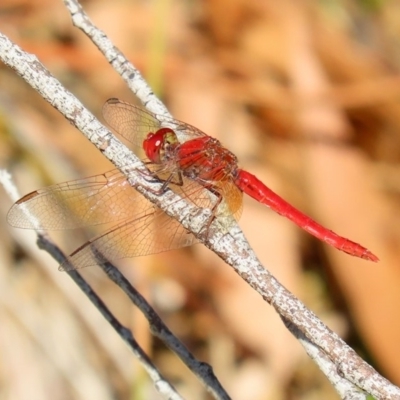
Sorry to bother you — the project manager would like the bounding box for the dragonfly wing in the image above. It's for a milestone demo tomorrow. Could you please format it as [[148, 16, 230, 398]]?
[[103, 99, 162, 154], [60, 208, 198, 270], [57, 172, 241, 271], [7, 170, 143, 230], [102, 99, 207, 151], [213, 180, 243, 221], [167, 176, 243, 232]]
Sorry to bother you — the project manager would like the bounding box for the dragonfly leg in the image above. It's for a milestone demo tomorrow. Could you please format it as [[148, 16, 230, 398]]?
[[202, 185, 223, 239], [136, 162, 165, 183], [136, 166, 184, 195]]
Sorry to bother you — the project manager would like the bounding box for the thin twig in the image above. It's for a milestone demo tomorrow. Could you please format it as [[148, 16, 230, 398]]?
[[2, 164, 230, 399], [0, 170, 184, 400], [64, 0, 170, 117], [281, 317, 368, 400], [100, 262, 231, 400]]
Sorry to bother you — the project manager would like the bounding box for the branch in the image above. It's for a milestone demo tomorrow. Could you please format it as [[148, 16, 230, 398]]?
[[0, 2, 399, 398], [281, 317, 367, 399], [64, 0, 170, 116]]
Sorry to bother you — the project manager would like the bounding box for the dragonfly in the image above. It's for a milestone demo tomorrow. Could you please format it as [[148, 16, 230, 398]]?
[[7, 98, 379, 270]]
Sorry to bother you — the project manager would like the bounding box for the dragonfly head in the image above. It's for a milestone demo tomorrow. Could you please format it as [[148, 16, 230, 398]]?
[[143, 128, 178, 163]]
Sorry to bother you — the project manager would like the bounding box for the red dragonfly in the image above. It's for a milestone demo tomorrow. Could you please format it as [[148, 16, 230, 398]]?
[[8, 98, 378, 270]]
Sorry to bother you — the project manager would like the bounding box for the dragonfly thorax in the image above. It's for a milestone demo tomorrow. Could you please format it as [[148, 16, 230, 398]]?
[[177, 136, 239, 183]]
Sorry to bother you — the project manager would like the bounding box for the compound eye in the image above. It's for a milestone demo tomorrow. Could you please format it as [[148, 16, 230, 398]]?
[[143, 132, 163, 163], [143, 128, 177, 164]]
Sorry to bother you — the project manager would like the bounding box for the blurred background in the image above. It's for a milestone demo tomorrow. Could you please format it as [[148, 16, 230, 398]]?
[[1, 0, 400, 399]]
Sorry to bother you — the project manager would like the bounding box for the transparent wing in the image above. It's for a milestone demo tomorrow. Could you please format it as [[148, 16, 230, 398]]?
[[216, 180, 243, 222], [7, 170, 144, 230], [102, 98, 207, 155], [60, 179, 242, 271], [8, 167, 241, 270], [173, 176, 243, 221], [60, 208, 198, 270]]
